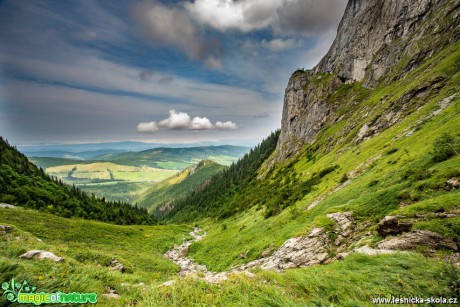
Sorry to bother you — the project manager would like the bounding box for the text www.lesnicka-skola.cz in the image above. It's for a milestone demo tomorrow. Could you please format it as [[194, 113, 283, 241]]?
[[371, 296, 458, 304]]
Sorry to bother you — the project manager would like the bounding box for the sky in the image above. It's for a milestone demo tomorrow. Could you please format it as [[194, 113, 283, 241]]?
[[0, 0, 347, 146]]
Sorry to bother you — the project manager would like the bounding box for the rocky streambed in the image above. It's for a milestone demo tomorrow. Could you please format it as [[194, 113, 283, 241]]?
[[163, 227, 245, 284]]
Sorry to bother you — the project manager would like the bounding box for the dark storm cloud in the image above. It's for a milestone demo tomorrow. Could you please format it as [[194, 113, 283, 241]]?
[[277, 0, 347, 35], [132, 1, 223, 68]]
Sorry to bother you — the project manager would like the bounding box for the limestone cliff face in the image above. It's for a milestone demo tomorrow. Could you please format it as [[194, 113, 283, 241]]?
[[316, 0, 459, 86], [272, 0, 460, 162]]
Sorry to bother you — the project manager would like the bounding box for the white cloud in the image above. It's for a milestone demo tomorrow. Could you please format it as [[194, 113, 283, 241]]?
[[137, 121, 160, 133], [190, 116, 214, 130], [138, 110, 238, 133], [216, 121, 238, 130], [159, 110, 192, 130], [185, 0, 281, 32]]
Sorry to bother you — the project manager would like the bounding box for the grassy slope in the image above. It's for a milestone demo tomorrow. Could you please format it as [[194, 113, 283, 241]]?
[[137, 160, 226, 212], [142, 254, 458, 306], [186, 40, 460, 271], [1, 208, 457, 306], [0, 207, 190, 306]]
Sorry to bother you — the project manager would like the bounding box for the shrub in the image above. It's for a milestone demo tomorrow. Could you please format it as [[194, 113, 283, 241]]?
[[432, 133, 459, 162], [318, 165, 339, 178], [385, 148, 398, 155]]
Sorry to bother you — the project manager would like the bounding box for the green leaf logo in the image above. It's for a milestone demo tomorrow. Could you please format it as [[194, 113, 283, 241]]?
[[1, 278, 37, 302]]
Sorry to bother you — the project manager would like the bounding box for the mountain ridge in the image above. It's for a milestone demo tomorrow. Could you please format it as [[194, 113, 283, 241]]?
[[273, 0, 460, 161]]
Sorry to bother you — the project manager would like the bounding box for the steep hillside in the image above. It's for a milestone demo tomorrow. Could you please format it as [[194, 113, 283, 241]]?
[[137, 160, 225, 213], [162, 0, 460, 274], [91, 145, 249, 169], [0, 137, 155, 225], [161, 130, 280, 222]]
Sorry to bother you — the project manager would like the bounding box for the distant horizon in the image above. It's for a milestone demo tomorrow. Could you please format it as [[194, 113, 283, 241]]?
[[14, 138, 260, 147], [14, 139, 261, 155]]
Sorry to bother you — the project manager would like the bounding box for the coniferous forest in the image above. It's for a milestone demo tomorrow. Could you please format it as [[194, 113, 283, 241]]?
[[158, 130, 280, 222], [0, 137, 155, 225]]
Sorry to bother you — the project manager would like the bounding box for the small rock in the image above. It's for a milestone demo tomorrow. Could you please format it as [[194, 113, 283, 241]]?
[[243, 271, 255, 278], [110, 258, 126, 273], [354, 245, 395, 255], [261, 245, 275, 258], [0, 225, 12, 234], [179, 245, 189, 257], [20, 250, 64, 262], [103, 287, 120, 299], [444, 253, 460, 267], [377, 216, 412, 237], [0, 203, 16, 209], [158, 280, 175, 287], [337, 252, 350, 259], [357, 124, 370, 141], [240, 251, 248, 259], [446, 177, 460, 189]]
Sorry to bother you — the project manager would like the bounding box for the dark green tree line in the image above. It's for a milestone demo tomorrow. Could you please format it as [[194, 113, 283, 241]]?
[[0, 137, 156, 225]]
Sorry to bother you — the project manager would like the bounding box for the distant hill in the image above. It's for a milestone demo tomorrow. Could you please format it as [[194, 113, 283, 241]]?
[[27, 145, 248, 204], [91, 145, 250, 169], [0, 137, 155, 225], [24, 149, 127, 160], [137, 160, 226, 213], [29, 157, 87, 168]]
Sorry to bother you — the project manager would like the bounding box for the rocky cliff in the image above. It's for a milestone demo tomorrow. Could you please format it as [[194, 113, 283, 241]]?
[[273, 0, 460, 162]]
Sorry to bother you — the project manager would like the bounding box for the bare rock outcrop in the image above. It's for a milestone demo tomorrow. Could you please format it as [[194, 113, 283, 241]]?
[[243, 212, 354, 271], [377, 230, 458, 251], [377, 216, 412, 237], [276, 73, 344, 159], [245, 228, 330, 271]]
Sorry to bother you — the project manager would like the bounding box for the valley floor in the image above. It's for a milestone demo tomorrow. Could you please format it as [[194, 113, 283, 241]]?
[[1, 207, 458, 306]]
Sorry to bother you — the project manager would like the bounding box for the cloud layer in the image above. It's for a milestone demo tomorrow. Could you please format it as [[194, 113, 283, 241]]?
[[0, 0, 345, 144], [184, 0, 345, 35], [137, 110, 238, 133], [132, 0, 346, 67]]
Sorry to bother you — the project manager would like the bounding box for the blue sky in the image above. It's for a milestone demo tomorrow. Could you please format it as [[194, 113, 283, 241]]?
[[0, 0, 346, 145]]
